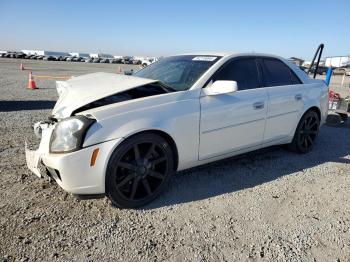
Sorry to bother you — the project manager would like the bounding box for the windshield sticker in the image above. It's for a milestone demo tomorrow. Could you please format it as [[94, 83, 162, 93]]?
[[192, 56, 217, 61]]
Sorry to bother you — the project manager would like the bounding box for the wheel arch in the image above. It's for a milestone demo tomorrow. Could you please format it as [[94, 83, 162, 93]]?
[[303, 106, 321, 121], [289, 105, 321, 153], [121, 129, 179, 171], [289, 105, 322, 142]]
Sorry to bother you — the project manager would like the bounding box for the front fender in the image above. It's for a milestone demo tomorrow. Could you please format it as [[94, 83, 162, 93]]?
[[82, 93, 200, 171]]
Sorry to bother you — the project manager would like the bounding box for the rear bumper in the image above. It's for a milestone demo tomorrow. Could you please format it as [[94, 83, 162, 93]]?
[[25, 125, 123, 194]]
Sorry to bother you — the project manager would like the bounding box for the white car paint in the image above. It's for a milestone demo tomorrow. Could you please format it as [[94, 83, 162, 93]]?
[[53, 72, 158, 118], [26, 52, 328, 195], [199, 87, 268, 160]]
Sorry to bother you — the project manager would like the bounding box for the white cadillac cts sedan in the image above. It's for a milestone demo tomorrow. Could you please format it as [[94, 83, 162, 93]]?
[[26, 53, 328, 208]]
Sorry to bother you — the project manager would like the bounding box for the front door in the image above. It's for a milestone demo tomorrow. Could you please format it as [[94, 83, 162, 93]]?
[[199, 57, 268, 160]]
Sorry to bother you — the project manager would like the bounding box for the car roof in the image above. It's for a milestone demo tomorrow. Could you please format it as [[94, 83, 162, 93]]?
[[171, 52, 286, 60], [175, 52, 234, 57], [173, 52, 311, 87]]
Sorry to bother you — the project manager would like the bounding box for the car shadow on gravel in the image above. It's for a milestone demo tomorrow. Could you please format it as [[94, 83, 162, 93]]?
[[144, 122, 350, 210], [0, 100, 56, 112]]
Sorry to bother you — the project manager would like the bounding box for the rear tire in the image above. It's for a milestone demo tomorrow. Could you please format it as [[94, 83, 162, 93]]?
[[105, 133, 174, 208], [289, 110, 320, 153]]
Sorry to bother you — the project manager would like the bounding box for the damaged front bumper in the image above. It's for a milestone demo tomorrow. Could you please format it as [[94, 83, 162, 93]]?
[[25, 122, 55, 178], [25, 121, 123, 195]]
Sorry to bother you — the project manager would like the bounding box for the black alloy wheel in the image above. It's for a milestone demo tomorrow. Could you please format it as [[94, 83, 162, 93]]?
[[290, 110, 320, 153], [106, 133, 174, 208]]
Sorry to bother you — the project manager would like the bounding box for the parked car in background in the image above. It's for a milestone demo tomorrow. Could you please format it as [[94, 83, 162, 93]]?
[[43, 56, 56, 61], [299, 65, 308, 73], [345, 66, 350, 76], [100, 58, 110, 63], [79, 57, 89, 62], [15, 52, 25, 58], [59, 56, 71, 61], [309, 65, 328, 75], [61, 56, 72, 61], [92, 58, 101, 63], [132, 59, 142, 65], [24, 54, 34, 59], [109, 58, 122, 64], [141, 57, 158, 67], [26, 53, 328, 208], [332, 67, 350, 76], [121, 56, 133, 64], [66, 56, 76, 62], [114, 58, 123, 64], [7, 52, 17, 58], [71, 56, 84, 62], [85, 57, 93, 63]]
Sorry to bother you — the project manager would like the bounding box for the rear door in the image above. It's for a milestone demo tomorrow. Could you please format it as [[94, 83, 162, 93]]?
[[199, 57, 268, 159], [259, 58, 305, 143]]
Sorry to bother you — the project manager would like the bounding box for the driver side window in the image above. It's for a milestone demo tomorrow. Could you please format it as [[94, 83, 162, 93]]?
[[213, 58, 260, 90]]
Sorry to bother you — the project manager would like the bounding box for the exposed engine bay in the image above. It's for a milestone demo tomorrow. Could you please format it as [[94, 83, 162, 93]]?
[[72, 82, 172, 115]]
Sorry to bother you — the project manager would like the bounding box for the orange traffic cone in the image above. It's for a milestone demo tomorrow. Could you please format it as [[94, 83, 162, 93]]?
[[28, 72, 38, 89], [117, 66, 124, 75], [20, 63, 25, 70]]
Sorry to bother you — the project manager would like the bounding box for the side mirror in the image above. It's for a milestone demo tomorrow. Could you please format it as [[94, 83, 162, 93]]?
[[203, 80, 238, 96]]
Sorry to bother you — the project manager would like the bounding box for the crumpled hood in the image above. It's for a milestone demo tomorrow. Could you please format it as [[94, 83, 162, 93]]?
[[52, 72, 157, 118]]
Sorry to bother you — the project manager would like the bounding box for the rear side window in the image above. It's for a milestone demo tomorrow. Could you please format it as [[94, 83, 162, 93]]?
[[290, 70, 302, 84], [262, 58, 301, 87], [213, 58, 260, 90]]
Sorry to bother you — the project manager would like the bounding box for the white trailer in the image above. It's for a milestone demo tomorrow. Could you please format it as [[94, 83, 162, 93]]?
[[325, 56, 350, 68], [89, 53, 113, 58], [98, 53, 114, 58], [69, 52, 90, 58], [22, 50, 45, 56]]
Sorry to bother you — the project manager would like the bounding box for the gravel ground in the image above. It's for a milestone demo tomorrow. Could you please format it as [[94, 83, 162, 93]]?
[[0, 58, 349, 262]]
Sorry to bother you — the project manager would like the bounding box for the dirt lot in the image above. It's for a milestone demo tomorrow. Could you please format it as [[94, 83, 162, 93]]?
[[0, 58, 349, 262]]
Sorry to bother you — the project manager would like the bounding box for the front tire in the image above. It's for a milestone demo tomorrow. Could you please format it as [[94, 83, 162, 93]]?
[[106, 133, 174, 208], [289, 110, 320, 153]]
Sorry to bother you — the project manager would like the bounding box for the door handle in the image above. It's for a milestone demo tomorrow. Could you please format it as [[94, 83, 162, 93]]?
[[295, 94, 302, 101], [253, 102, 264, 110]]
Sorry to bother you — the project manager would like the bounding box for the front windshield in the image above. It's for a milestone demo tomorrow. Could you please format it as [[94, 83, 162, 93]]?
[[134, 55, 221, 91]]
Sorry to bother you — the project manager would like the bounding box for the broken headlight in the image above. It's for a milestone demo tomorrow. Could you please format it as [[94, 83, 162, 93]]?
[[50, 116, 95, 153]]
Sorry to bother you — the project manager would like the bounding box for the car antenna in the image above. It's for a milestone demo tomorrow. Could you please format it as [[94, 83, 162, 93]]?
[[307, 43, 324, 79]]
